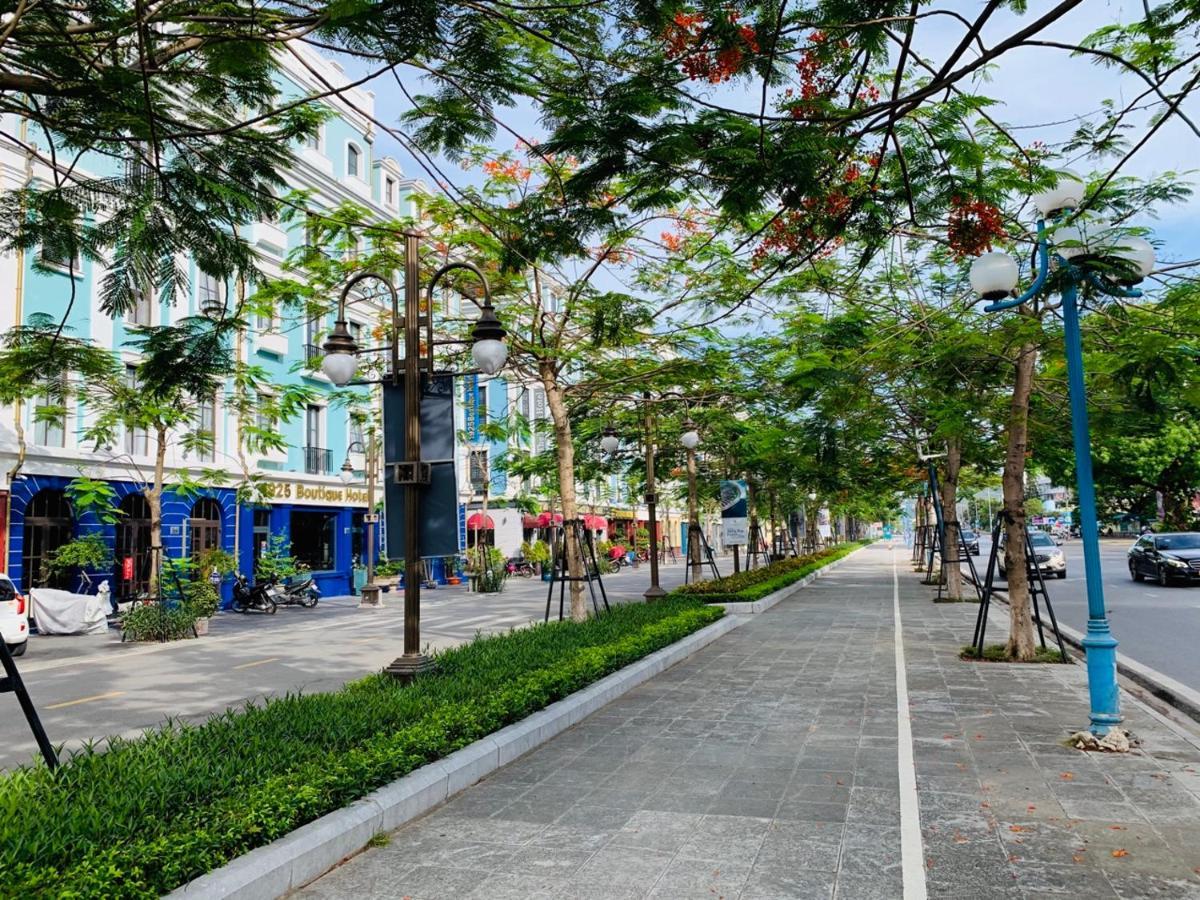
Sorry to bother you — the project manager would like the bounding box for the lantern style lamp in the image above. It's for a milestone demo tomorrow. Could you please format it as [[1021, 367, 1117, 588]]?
[[470, 299, 508, 375], [339, 458, 355, 485], [680, 421, 700, 450], [322, 319, 360, 387], [600, 425, 620, 455]]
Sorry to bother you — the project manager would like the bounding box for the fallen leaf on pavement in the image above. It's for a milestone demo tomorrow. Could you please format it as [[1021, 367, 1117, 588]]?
[[1060, 772, 1074, 781], [1009, 825, 1031, 833], [1027, 805, 1036, 812], [1109, 825, 1126, 831], [1073, 854, 1086, 864], [1111, 849, 1128, 858]]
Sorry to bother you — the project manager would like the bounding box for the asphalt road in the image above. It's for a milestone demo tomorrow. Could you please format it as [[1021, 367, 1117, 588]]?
[[975, 536, 1200, 695], [1, 561, 692, 770]]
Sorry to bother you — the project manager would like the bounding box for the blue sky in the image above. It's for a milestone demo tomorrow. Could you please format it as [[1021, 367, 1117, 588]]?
[[339, 1, 1198, 284]]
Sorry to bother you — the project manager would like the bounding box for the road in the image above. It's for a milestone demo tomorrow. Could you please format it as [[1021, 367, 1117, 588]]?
[[974, 535, 1200, 696], [1, 561, 692, 770]]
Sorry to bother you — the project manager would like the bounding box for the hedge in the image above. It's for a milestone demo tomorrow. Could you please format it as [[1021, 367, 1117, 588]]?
[[0, 597, 723, 898], [673, 540, 872, 603]]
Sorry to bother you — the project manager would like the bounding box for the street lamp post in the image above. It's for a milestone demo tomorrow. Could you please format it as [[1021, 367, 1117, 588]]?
[[681, 419, 702, 583], [322, 230, 507, 681], [969, 176, 1155, 734], [642, 393, 666, 601], [341, 428, 381, 608]]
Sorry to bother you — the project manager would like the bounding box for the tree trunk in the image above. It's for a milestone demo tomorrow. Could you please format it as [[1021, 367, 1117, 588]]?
[[146, 424, 168, 598], [1003, 343, 1038, 659], [942, 438, 963, 601], [541, 367, 585, 621]]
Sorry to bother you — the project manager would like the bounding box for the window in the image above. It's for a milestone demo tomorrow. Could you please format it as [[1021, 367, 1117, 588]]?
[[256, 305, 274, 331], [129, 287, 153, 326], [469, 449, 488, 490], [196, 395, 215, 461], [305, 315, 322, 363], [305, 127, 321, 152], [115, 494, 152, 599], [189, 498, 222, 561], [39, 244, 81, 274], [349, 414, 365, 449], [347, 144, 361, 178], [304, 405, 329, 474], [197, 271, 222, 316], [255, 392, 276, 432], [33, 380, 66, 447], [305, 211, 320, 250], [385, 176, 396, 206], [124, 365, 149, 456], [348, 321, 363, 346], [21, 489, 74, 590], [290, 510, 336, 570]]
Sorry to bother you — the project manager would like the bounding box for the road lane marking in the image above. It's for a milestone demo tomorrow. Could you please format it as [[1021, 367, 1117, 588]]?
[[233, 657, 280, 670], [893, 548, 928, 900], [46, 691, 125, 710]]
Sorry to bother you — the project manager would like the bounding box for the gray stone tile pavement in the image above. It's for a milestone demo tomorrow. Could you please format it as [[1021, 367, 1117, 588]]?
[[296, 544, 1200, 899]]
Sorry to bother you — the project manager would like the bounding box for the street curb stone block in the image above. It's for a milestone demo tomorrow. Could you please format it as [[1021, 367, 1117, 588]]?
[[168, 610, 744, 899]]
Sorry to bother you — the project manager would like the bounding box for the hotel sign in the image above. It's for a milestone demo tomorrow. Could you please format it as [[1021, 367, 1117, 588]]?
[[273, 482, 370, 508]]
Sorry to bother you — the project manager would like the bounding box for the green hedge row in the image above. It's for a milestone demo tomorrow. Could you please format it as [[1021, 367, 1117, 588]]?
[[0, 598, 723, 898], [673, 541, 872, 603]]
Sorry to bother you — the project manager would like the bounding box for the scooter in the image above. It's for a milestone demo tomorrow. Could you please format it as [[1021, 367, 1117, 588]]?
[[232, 574, 277, 614], [272, 576, 320, 608]]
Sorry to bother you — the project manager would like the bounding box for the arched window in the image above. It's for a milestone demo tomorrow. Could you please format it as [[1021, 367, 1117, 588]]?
[[347, 143, 361, 179], [115, 494, 152, 600], [189, 498, 222, 561], [21, 489, 74, 590]]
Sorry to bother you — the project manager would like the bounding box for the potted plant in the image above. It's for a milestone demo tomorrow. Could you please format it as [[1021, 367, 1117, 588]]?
[[443, 556, 463, 585], [374, 558, 402, 590], [521, 539, 552, 578]]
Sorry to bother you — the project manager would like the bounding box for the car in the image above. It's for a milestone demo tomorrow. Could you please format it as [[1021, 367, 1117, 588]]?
[[0, 573, 29, 657], [998, 530, 1067, 579], [1128, 532, 1200, 586], [959, 528, 981, 555]]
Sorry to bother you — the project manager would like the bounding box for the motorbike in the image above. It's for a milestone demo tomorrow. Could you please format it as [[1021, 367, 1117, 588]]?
[[271, 575, 320, 608], [231, 574, 277, 614], [505, 557, 535, 578]]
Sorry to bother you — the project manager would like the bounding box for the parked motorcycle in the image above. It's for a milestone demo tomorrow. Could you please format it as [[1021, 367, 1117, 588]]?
[[505, 558, 535, 578], [271, 576, 320, 608], [232, 574, 277, 614]]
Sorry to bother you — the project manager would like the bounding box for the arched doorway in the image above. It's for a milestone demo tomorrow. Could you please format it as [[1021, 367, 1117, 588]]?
[[115, 493, 152, 600], [21, 489, 74, 591], [189, 498, 222, 561]]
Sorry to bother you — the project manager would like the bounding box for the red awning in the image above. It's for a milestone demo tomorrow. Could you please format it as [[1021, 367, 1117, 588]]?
[[583, 515, 607, 530], [536, 512, 564, 527], [467, 513, 495, 530], [521, 514, 540, 529]]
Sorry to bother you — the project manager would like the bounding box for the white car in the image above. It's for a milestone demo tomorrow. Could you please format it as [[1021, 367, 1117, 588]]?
[[0, 573, 29, 656]]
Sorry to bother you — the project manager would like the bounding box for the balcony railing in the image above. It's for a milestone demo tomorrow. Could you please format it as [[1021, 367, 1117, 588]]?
[[304, 343, 323, 365], [304, 446, 332, 475]]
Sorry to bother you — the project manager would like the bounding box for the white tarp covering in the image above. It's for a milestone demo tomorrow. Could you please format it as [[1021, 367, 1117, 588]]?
[[30, 588, 108, 635]]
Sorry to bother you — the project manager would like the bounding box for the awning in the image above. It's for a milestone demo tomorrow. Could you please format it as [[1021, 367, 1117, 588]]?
[[466, 513, 495, 530], [536, 512, 564, 527], [583, 514, 608, 530], [521, 514, 540, 529]]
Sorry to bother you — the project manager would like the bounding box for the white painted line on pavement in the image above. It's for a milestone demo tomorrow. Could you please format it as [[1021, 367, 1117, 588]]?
[[46, 690, 125, 710], [892, 548, 928, 900]]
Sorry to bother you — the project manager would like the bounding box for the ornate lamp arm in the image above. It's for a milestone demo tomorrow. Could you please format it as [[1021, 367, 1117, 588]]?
[[984, 219, 1051, 312], [1086, 272, 1142, 300]]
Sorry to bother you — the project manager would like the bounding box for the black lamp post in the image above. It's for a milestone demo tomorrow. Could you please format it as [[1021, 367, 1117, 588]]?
[[322, 230, 507, 680]]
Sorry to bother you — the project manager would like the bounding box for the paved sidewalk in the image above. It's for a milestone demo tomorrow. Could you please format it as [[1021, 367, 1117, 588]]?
[[298, 544, 1200, 899]]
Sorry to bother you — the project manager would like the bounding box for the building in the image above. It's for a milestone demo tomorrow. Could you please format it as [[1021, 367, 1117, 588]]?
[[0, 48, 426, 600]]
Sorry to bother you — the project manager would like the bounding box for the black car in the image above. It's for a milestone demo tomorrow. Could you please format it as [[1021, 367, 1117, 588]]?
[[1128, 532, 1200, 586], [959, 529, 981, 555]]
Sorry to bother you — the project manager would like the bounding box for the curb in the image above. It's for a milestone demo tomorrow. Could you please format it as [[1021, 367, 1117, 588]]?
[[1053, 621, 1200, 725], [169, 613, 746, 900], [715, 542, 874, 615]]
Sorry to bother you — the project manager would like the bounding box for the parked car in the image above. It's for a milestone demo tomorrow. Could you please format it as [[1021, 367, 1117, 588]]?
[[998, 530, 1067, 579], [0, 573, 29, 656], [1128, 532, 1200, 586], [960, 529, 981, 555]]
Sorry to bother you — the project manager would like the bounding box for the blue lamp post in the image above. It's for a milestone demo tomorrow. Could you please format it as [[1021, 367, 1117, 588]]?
[[968, 175, 1156, 734]]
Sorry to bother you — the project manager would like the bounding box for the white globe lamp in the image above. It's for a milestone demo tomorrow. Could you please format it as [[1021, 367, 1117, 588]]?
[[969, 252, 1019, 301]]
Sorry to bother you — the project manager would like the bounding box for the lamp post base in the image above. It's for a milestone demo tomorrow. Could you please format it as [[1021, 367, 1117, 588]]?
[[643, 585, 668, 602], [1081, 620, 1122, 735], [358, 584, 383, 609], [385, 653, 436, 683]]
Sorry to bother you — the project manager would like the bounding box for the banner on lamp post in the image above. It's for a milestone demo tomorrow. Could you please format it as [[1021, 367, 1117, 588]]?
[[720, 479, 749, 545]]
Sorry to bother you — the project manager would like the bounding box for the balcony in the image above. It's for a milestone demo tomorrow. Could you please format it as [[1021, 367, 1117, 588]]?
[[305, 343, 323, 364], [304, 446, 332, 475]]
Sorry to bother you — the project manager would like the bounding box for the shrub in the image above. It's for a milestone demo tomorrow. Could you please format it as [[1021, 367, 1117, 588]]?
[[0, 597, 723, 898], [120, 602, 197, 642], [674, 540, 871, 603]]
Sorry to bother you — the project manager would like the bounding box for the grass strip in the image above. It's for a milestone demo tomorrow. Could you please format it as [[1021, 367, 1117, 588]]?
[[0, 598, 722, 898], [672, 540, 872, 603]]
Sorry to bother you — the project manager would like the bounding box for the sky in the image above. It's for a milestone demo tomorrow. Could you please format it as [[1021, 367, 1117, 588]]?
[[339, 1, 1200, 286]]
